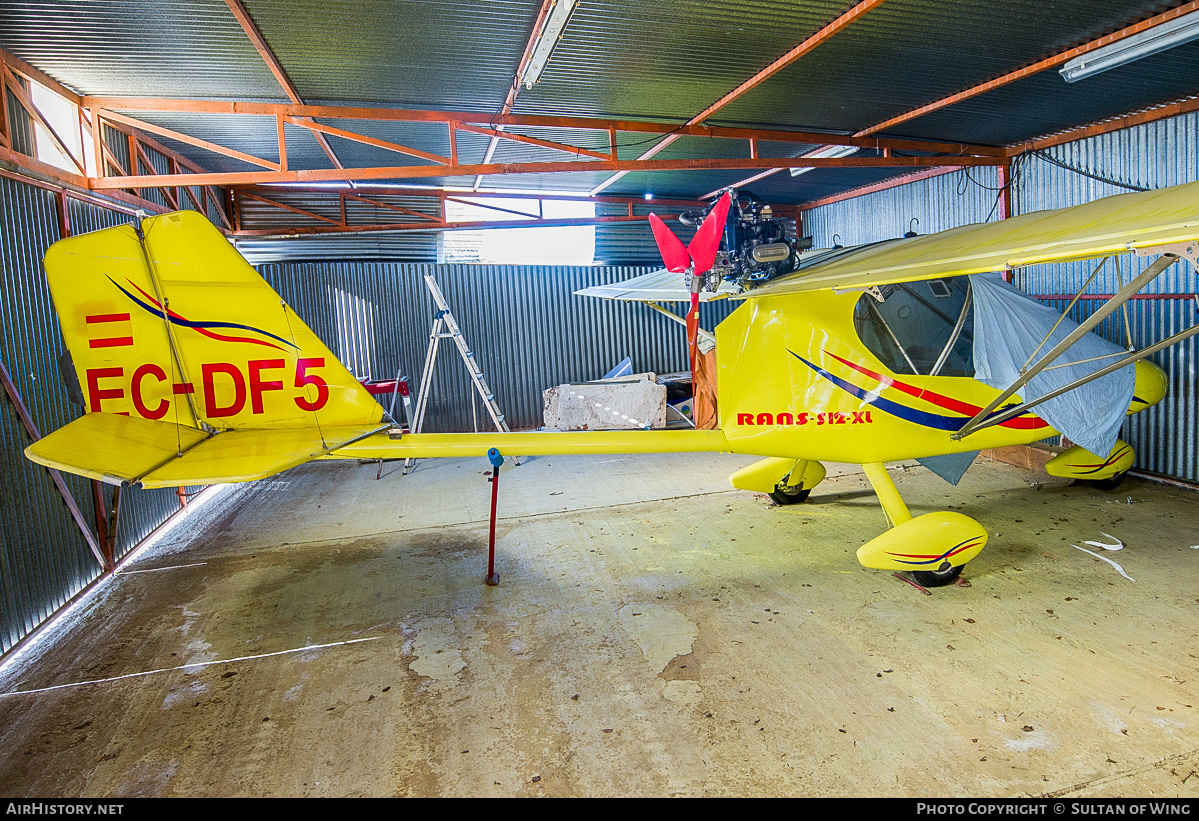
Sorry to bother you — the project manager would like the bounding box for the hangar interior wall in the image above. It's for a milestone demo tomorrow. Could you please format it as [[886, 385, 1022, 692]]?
[[258, 261, 731, 433], [803, 111, 1199, 485], [1, 110, 1196, 658]]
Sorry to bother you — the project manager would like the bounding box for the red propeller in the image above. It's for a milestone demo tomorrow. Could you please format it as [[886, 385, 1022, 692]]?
[[646, 191, 733, 392], [646, 191, 732, 276], [685, 191, 731, 276]]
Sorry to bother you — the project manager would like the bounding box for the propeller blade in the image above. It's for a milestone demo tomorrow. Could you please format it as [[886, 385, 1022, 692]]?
[[686, 191, 732, 276], [648, 213, 691, 273]]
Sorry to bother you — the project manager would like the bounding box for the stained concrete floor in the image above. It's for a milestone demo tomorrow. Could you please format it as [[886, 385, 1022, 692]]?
[[2, 451, 1199, 797]]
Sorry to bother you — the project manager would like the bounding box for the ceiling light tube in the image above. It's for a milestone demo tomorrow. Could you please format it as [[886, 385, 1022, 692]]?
[[1060, 10, 1199, 82], [789, 144, 858, 176], [521, 0, 579, 89]]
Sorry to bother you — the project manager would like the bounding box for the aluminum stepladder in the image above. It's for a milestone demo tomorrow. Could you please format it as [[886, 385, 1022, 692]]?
[[403, 274, 515, 474]]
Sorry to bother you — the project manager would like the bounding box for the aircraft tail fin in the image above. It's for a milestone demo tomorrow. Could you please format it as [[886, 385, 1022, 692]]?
[[44, 211, 384, 434]]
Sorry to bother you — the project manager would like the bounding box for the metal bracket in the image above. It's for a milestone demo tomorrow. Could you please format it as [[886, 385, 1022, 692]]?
[[1134, 242, 1198, 269], [833, 285, 885, 302]]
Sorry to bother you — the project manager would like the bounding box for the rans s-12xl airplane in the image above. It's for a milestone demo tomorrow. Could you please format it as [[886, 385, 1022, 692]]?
[[22, 181, 1199, 586]]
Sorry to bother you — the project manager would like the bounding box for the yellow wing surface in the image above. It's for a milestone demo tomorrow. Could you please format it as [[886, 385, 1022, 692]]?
[[741, 181, 1199, 298], [25, 210, 386, 486]]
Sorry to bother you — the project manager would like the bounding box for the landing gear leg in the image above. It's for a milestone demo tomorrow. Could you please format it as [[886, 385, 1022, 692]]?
[[855, 463, 987, 587]]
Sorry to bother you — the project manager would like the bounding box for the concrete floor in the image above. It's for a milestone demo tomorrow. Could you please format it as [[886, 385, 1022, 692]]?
[[2, 451, 1199, 797]]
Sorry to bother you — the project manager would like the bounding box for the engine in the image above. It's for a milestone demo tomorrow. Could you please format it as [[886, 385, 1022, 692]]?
[[677, 189, 813, 293]]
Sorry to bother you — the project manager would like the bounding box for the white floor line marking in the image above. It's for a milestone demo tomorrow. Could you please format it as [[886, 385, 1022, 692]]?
[[116, 562, 208, 574], [1073, 545, 1135, 582], [0, 636, 382, 697], [1082, 532, 1124, 551]]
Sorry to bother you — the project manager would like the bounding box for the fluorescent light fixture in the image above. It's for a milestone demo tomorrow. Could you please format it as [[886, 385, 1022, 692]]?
[[1060, 10, 1199, 82], [521, 0, 579, 89], [789, 144, 858, 177]]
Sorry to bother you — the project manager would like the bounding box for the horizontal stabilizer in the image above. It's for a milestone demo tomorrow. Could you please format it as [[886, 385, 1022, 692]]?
[[26, 412, 385, 488]]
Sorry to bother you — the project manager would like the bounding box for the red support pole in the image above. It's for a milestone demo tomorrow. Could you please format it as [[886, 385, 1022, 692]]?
[[485, 447, 504, 586]]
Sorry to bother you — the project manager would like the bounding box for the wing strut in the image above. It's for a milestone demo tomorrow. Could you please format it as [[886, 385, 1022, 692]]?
[[956, 316, 1199, 435], [639, 301, 716, 347], [952, 251, 1184, 441]]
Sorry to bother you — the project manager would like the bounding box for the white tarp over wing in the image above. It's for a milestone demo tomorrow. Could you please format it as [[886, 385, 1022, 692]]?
[[970, 274, 1133, 459]]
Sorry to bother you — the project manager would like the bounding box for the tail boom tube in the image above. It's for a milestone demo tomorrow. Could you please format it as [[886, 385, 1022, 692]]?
[[328, 429, 729, 460]]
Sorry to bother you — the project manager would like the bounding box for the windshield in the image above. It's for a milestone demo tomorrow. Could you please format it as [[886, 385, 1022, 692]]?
[[853, 278, 975, 378]]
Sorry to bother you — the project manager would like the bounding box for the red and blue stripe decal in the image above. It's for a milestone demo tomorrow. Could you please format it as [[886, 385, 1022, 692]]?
[[887, 537, 983, 567], [109, 276, 298, 351], [1067, 444, 1132, 474], [787, 349, 1048, 433]]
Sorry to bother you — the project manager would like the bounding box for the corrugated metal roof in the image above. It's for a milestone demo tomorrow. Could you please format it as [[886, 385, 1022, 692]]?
[[0, 0, 286, 99], [709, 0, 1185, 135], [884, 40, 1199, 145], [510, 0, 855, 121], [244, 0, 542, 109], [3, 0, 1197, 206]]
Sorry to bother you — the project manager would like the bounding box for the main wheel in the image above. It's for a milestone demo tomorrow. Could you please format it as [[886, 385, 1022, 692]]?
[[1081, 471, 1127, 491], [769, 484, 810, 505], [911, 562, 964, 588]]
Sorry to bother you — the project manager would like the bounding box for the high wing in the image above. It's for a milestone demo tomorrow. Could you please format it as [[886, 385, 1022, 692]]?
[[741, 180, 1199, 298]]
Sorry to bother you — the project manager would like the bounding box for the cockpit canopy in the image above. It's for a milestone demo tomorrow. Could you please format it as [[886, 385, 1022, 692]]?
[[853, 278, 974, 378]]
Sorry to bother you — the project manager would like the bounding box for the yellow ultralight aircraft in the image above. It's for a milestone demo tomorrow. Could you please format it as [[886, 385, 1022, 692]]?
[[23, 182, 1199, 586]]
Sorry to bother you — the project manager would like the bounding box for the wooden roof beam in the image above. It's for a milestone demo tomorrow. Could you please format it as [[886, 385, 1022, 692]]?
[[3, 65, 85, 175], [232, 212, 658, 238], [93, 153, 1002, 190], [96, 109, 280, 171], [455, 122, 614, 162], [74, 98, 1004, 157], [284, 116, 451, 165]]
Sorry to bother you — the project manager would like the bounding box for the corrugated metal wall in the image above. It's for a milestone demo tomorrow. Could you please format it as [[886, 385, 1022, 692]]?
[[802, 167, 1003, 247], [0, 174, 199, 655], [259, 261, 732, 432], [803, 113, 1199, 482], [1009, 111, 1199, 482], [3, 109, 1196, 659]]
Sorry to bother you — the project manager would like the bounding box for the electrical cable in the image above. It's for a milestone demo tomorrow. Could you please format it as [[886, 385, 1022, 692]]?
[[1028, 149, 1150, 192]]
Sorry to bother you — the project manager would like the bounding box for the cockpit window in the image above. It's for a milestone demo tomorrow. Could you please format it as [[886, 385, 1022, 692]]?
[[853, 278, 975, 377]]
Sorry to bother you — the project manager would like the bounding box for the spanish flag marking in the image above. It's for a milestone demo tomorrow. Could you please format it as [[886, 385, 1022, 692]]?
[[86, 313, 133, 349]]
